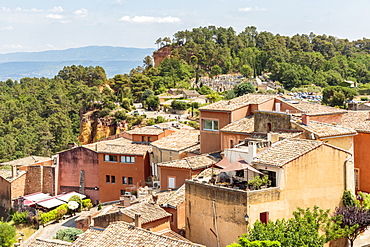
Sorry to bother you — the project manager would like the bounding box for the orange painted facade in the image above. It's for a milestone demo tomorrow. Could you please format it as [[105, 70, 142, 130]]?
[[353, 132, 370, 193], [98, 152, 150, 202], [200, 111, 232, 153], [159, 166, 202, 190], [130, 129, 176, 143], [221, 132, 252, 150], [121, 214, 171, 232], [163, 204, 185, 233]]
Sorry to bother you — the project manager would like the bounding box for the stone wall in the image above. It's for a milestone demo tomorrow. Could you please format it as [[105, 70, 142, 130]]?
[[254, 111, 292, 132]]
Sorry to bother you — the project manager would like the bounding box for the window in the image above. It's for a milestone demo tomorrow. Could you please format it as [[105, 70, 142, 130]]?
[[128, 177, 133, 185], [169, 152, 172, 161], [122, 176, 127, 184], [104, 155, 117, 162], [121, 190, 126, 196], [267, 123, 272, 132], [142, 136, 146, 142], [111, 176, 116, 184], [355, 168, 360, 190], [259, 170, 277, 187], [148, 136, 152, 142], [168, 177, 175, 189], [202, 119, 218, 131], [106, 175, 110, 183], [230, 140, 234, 148], [260, 212, 269, 224], [236, 170, 244, 178], [121, 156, 135, 163]]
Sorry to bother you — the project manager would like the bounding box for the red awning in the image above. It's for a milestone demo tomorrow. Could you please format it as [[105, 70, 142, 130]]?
[[23, 199, 35, 206], [222, 156, 263, 174], [215, 156, 232, 169]]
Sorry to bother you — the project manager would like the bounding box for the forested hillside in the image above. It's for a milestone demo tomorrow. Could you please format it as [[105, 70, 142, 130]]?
[[2, 26, 370, 162], [160, 26, 370, 90]]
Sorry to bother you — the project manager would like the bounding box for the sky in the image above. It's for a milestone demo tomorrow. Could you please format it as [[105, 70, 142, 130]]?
[[0, 0, 369, 54]]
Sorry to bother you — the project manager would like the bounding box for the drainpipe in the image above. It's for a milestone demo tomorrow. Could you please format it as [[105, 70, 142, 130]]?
[[212, 200, 221, 247], [343, 154, 352, 191]]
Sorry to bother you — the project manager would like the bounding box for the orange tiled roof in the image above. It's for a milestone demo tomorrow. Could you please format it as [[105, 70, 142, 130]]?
[[220, 115, 254, 133], [292, 118, 357, 138], [120, 202, 171, 224], [72, 221, 204, 247], [342, 110, 370, 133], [157, 154, 219, 170], [253, 139, 325, 167], [200, 94, 276, 111], [150, 130, 200, 151]]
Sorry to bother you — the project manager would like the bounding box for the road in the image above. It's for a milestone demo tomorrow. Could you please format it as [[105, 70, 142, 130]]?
[[37, 215, 78, 240]]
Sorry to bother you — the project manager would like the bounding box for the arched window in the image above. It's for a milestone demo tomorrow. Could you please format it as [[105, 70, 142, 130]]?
[[267, 123, 272, 132]]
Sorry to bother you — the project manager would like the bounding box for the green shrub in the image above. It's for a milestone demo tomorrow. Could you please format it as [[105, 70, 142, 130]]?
[[98, 202, 102, 211], [171, 100, 189, 110], [55, 228, 84, 242], [0, 222, 16, 247], [360, 96, 369, 101], [39, 204, 69, 224], [12, 211, 28, 225], [82, 199, 93, 210]]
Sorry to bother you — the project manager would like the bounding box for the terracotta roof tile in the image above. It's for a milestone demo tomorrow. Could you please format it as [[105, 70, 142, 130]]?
[[0, 169, 26, 183], [72, 221, 204, 247], [253, 139, 324, 167], [126, 126, 165, 135], [161, 185, 185, 208], [157, 154, 220, 170], [120, 202, 171, 224], [220, 115, 254, 133], [342, 111, 370, 133], [27, 238, 72, 247], [280, 99, 346, 115], [150, 130, 200, 151], [83, 138, 151, 155], [200, 94, 276, 111], [292, 118, 357, 138], [1, 156, 52, 166]]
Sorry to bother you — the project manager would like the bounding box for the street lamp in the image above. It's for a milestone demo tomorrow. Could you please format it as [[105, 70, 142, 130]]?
[[244, 214, 249, 223]]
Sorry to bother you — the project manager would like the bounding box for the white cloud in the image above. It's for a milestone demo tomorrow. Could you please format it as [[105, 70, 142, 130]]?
[[238, 7, 267, 12], [119, 16, 181, 24], [3, 44, 23, 50], [1, 7, 44, 12], [50, 6, 63, 13], [1, 26, 14, 31], [46, 14, 65, 20], [46, 44, 54, 48], [1, 7, 11, 12], [113, 0, 125, 5], [74, 8, 88, 18]]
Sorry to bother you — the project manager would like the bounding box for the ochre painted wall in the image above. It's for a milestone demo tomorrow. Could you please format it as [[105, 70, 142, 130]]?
[[98, 152, 150, 203], [163, 203, 185, 233], [152, 147, 181, 164], [185, 144, 352, 247], [221, 132, 251, 150]]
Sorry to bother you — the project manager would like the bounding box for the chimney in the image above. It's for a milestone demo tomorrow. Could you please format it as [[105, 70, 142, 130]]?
[[247, 141, 258, 162], [11, 165, 17, 178], [302, 113, 310, 126], [134, 213, 142, 228], [267, 133, 279, 143]]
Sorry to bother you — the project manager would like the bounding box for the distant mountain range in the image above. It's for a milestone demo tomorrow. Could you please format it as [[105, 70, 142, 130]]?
[[0, 46, 155, 81]]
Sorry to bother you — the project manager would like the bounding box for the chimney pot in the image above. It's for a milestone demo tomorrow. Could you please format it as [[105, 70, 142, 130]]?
[[302, 114, 310, 126], [12, 166, 17, 178], [134, 213, 142, 228]]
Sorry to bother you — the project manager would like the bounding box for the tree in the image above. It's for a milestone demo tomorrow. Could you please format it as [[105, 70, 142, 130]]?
[[233, 82, 255, 96], [196, 85, 213, 95], [145, 95, 160, 110], [334, 206, 370, 247], [0, 222, 16, 247], [240, 64, 254, 78], [228, 239, 281, 247], [206, 92, 222, 103], [322, 86, 357, 108], [210, 65, 222, 78], [243, 206, 348, 247]]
